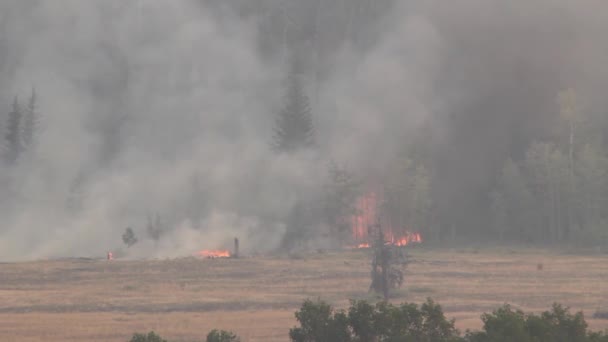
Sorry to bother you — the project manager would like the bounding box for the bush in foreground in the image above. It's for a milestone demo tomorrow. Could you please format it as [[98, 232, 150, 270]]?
[[129, 331, 167, 342], [290, 299, 608, 342], [466, 303, 608, 342], [290, 298, 461, 342], [206, 329, 241, 342], [129, 330, 240, 342], [130, 300, 608, 342]]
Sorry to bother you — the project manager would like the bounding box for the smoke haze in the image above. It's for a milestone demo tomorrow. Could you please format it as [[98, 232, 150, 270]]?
[[0, 0, 607, 260]]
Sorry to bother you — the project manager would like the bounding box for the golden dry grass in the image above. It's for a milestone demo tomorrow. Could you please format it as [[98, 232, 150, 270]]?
[[0, 247, 607, 341]]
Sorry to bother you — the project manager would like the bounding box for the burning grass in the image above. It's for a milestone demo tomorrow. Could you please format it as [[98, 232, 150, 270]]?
[[196, 250, 231, 259], [0, 247, 606, 341]]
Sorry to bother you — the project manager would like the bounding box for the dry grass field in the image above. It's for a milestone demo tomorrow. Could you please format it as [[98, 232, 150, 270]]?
[[0, 246, 607, 341]]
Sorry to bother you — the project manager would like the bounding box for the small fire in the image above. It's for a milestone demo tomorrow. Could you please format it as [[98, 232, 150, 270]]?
[[351, 233, 422, 249], [387, 232, 422, 247], [349, 190, 423, 249], [196, 250, 231, 259]]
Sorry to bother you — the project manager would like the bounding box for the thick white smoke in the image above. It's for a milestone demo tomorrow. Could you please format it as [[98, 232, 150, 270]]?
[[1, 0, 607, 260]]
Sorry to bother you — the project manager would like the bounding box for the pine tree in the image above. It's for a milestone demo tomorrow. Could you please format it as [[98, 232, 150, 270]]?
[[497, 159, 535, 240], [490, 189, 508, 241], [272, 69, 315, 153], [22, 88, 39, 151], [4, 96, 22, 164], [324, 160, 361, 239], [575, 144, 608, 240], [525, 142, 569, 242]]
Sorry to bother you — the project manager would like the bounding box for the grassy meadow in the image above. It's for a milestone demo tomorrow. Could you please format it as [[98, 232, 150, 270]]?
[[0, 246, 606, 341]]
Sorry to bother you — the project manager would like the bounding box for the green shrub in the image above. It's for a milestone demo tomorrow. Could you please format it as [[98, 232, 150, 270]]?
[[128, 301, 608, 342], [466, 305, 530, 342], [290, 298, 462, 342], [289, 299, 351, 342], [206, 329, 240, 342], [129, 331, 167, 342], [466, 303, 606, 342]]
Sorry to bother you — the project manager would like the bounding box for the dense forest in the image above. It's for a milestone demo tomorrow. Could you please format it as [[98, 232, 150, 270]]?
[[1, 1, 608, 258]]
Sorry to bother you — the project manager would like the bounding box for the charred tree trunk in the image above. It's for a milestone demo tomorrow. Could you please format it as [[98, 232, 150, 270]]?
[[234, 237, 240, 258]]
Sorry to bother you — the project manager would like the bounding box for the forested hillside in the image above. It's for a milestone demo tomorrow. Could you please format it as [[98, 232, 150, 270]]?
[[1, 1, 607, 259]]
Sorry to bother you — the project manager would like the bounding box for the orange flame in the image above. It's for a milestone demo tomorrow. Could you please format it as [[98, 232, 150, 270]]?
[[350, 190, 423, 249], [196, 250, 231, 259], [388, 232, 422, 247]]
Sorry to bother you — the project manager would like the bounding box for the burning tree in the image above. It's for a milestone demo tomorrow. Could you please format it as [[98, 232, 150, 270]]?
[[368, 224, 409, 300], [351, 189, 423, 248]]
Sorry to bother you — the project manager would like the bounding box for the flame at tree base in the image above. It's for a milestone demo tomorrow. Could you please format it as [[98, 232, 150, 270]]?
[[349, 232, 422, 249], [349, 190, 423, 249], [387, 232, 422, 247], [196, 250, 231, 259]]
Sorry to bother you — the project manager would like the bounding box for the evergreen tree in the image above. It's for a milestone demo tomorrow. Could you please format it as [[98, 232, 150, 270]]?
[[495, 159, 535, 240], [22, 88, 39, 151], [272, 69, 315, 153], [558, 88, 584, 241], [324, 160, 361, 239], [4, 96, 22, 164], [489, 189, 508, 241], [383, 158, 433, 239], [575, 144, 608, 242], [525, 142, 569, 242]]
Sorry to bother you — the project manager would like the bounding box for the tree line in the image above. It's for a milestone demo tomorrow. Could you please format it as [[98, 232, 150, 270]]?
[[3, 0, 607, 248], [274, 78, 608, 246], [129, 298, 608, 342], [231, 0, 608, 247], [3, 73, 606, 249], [488, 89, 608, 244]]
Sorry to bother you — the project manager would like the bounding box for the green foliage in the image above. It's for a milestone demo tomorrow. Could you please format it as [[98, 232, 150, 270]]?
[[466, 303, 604, 342], [289, 299, 351, 342], [129, 331, 167, 342], [206, 329, 241, 342], [290, 298, 461, 342], [127, 301, 608, 342], [420, 298, 462, 342], [466, 305, 529, 342], [290, 299, 608, 342]]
